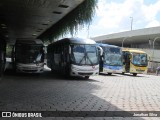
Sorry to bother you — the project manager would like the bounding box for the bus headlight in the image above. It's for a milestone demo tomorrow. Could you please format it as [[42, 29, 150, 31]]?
[[37, 63, 44, 67]]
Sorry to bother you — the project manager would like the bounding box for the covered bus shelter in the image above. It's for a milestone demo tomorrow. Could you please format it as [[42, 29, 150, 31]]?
[[0, 0, 97, 76]]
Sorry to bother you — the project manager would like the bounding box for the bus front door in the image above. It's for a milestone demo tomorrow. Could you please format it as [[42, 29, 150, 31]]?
[[0, 38, 6, 78], [125, 54, 130, 73], [99, 55, 103, 73]]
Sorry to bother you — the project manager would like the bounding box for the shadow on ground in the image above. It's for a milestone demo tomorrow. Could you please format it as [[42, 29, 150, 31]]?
[[0, 68, 145, 119], [99, 73, 120, 77], [3, 68, 98, 82], [116, 73, 147, 77]]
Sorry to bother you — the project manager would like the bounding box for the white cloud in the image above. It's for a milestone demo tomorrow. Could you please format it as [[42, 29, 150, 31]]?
[[96, 0, 132, 29], [75, 0, 160, 38], [146, 20, 160, 27], [142, 0, 160, 28], [142, 0, 160, 21]]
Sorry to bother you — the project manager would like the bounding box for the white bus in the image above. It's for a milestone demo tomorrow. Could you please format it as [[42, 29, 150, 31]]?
[[47, 38, 101, 79], [12, 38, 44, 73]]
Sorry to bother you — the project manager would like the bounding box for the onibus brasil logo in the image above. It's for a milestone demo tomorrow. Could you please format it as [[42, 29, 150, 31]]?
[[2, 112, 42, 118]]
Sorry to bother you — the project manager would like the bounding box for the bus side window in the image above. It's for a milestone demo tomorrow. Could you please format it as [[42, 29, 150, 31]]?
[[64, 46, 69, 63], [54, 45, 60, 65]]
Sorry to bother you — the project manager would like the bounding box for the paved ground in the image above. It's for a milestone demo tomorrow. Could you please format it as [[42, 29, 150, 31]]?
[[0, 67, 160, 120]]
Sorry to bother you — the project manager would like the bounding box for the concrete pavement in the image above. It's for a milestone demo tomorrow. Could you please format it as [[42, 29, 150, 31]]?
[[0, 69, 160, 120]]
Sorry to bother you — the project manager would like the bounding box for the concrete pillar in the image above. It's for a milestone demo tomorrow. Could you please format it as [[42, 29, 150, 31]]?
[[0, 35, 6, 78]]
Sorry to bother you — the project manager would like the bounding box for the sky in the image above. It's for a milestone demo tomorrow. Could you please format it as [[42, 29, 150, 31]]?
[[67, 0, 160, 38]]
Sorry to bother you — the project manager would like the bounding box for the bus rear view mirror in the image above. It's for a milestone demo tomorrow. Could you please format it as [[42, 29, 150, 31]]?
[[36, 54, 42, 62], [97, 46, 103, 56], [69, 46, 71, 54]]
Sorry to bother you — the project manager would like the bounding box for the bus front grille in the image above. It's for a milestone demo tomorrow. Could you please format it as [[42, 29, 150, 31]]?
[[136, 69, 145, 72], [23, 70, 38, 72], [78, 72, 93, 76]]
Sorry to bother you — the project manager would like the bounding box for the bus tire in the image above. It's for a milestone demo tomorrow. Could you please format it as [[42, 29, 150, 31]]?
[[0, 62, 5, 78], [0, 64, 3, 78], [108, 73, 112, 75], [65, 66, 71, 78], [122, 72, 125, 75], [51, 68, 55, 72], [133, 73, 137, 76], [85, 76, 89, 79]]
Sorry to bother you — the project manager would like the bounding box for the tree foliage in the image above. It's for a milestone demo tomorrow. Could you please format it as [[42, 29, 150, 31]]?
[[38, 0, 98, 43]]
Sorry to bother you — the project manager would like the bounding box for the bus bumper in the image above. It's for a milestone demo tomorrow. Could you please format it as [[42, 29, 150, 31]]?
[[129, 63, 148, 74], [102, 65, 123, 74], [103, 68, 123, 74], [70, 64, 99, 77], [16, 63, 44, 73]]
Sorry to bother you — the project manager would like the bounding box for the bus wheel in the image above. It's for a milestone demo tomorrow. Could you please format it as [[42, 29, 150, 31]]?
[[51, 68, 56, 73], [108, 73, 112, 75], [65, 66, 71, 78], [122, 72, 125, 75], [133, 73, 137, 76], [0, 63, 5, 78], [85, 76, 89, 79], [0, 65, 3, 78]]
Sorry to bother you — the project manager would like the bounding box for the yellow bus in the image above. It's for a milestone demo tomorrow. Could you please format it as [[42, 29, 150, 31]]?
[[122, 49, 148, 76]]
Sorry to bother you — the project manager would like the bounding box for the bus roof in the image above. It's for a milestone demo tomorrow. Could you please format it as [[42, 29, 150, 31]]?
[[16, 38, 43, 44], [122, 49, 146, 53], [97, 43, 120, 48], [51, 38, 96, 45]]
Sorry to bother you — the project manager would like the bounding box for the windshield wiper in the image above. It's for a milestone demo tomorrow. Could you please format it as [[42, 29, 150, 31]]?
[[86, 53, 94, 66], [79, 55, 85, 65], [79, 53, 94, 66]]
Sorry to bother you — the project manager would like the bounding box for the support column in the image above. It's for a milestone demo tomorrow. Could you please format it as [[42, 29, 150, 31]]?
[[0, 35, 6, 78]]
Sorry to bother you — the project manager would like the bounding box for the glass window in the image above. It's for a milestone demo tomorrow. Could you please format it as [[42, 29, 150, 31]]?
[[104, 47, 123, 66], [16, 44, 44, 63], [132, 53, 147, 66], [71, 44, 98, 65]]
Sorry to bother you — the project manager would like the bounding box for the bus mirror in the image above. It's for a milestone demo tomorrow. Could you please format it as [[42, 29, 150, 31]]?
[[43, 46, 47, 54], [69, 46, 71, 54], [102, 56, 105, 62], [97, 46, 103, 56], [36, 54, 42, 62]]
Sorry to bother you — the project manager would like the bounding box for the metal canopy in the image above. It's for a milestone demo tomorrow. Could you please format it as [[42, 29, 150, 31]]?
[[0, 0, 84, 43]]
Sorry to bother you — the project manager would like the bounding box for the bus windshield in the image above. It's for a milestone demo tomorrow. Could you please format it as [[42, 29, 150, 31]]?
[[104, 47, 123, 66], [132, 53, 147, 66], [16, 44, 44, 64], [71, 45, 98, 65]]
